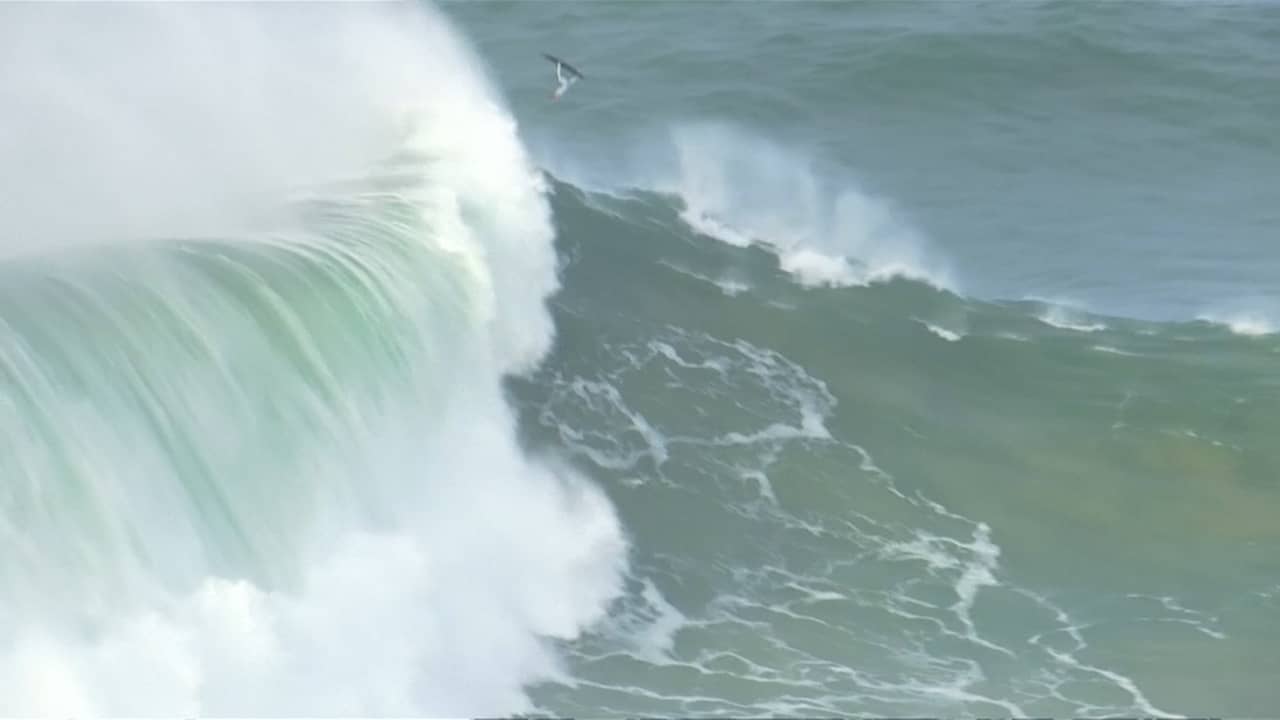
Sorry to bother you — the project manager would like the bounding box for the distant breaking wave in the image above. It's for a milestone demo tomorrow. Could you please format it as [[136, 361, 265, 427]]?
[[534, 122, 957, 293]]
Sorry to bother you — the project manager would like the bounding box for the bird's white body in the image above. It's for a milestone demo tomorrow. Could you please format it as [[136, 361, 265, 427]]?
[[544, 53, 583, 101]]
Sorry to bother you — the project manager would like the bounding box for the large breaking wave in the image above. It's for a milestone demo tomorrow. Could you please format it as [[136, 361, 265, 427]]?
[[0, 1, 625, 714]]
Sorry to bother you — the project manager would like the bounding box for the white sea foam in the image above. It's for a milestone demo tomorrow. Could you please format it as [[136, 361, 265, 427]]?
[[914, 317, 964, 342], [1195, 310, 1277, 337], [1091, 345, 1139, 356], [0, 2, 627, 715], [1036, 306, 1106, 333]]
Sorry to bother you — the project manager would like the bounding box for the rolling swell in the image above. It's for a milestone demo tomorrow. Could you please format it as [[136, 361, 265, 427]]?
[[0, 2, 623, 715], [454, 0, 1280, 327]]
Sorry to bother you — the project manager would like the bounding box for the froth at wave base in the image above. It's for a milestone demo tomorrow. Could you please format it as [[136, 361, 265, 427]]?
[[0, 1, 625, 714]]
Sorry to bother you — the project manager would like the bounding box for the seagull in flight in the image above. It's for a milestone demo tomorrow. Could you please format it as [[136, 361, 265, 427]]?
[[543, 53, 584, 101]]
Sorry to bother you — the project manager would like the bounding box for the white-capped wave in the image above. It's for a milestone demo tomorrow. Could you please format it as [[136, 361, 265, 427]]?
[[0, 1, 626, 715], [1195, 310, 1277, 337], [531, 122, 955, 292], [663, 123, 955, 290], [1027, 298, 1107, 333]]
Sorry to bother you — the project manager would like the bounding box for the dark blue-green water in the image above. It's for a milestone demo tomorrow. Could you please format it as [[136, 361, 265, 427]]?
[[446, 2, 1280, 716]]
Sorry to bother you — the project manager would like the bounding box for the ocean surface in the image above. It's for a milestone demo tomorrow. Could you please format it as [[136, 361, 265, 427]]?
[[1, 0, 1277, 716]]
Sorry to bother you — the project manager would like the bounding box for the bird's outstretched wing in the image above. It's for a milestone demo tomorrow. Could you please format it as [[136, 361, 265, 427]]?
[[543, 53, 584, 80]]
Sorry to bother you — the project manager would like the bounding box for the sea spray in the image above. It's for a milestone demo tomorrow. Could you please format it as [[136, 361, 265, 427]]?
[[0, 1, 626, 714]]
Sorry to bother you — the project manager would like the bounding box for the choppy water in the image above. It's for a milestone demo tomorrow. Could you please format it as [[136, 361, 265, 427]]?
[[0, 0, 1276, 716], [454, 2, 1280, 715]]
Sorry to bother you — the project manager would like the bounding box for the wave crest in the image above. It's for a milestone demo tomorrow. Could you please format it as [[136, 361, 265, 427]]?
[[665, 123, 954, 290], [0, 2, 626, 714]]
